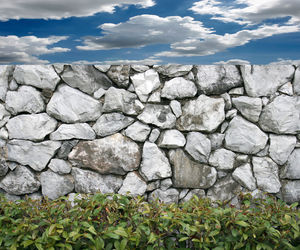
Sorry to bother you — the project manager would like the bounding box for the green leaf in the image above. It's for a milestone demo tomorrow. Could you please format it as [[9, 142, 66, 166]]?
[[120, 239, 128, 250], [49, 224, 56, 235], [88, 226, 97, 235], [232, 229, 238, 237], [179, 237, 189, 242], [148, 232, 156, 244], [22, 240, 34, 247], [95, 237, 105, 249], [114, 227, 128, 238], [105, 232, 120, 240], [84, 233, 95, 243], [235, 221, 250, 227], [209, 230, 219, 237]]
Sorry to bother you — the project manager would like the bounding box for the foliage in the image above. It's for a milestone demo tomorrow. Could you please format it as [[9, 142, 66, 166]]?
[[0, 192, 299, 250]]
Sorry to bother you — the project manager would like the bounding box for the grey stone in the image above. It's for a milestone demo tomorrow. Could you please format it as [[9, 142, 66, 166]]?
[[176, 95, 225, 132], [40, 170, 74, 200], [0, 166, 40, 195], [103, 87, 144, 115], [139, 142, 172, 181], [217, 171, 228, 179], [149, 188, 179, 204], [221, 93, 232, 110], [118, 172, 147, 196], [252, 157, 281, 193], [48, 159, 72, 174], [278, 82, 293, 96], [232, 163, 256, 191], [154, 65, 193, 77], [25, 192, 43, 201], [185, 132, 211, 163], [131, 65, 149, 72], [269, 134, 296, 165], [232, 96, 262, 123], [169, 149, 217, 189], [209, 148, 236, 170], [235, 155, 250, 167], [5, 86, 45, 115], [9, 79, 18, 91], [259, 95, 300, 134], [195, 65, 242, 95], [6, 140, 61, 171], [281, 180, 300, 204], [0, 161, 8, 176], [160, 178, 173, 191], [52, 63, 65, 74], [229, 87, 244, 95], [138, 104, 176, 129], [7, 162, 18, 171], [6, 113, 57, 141], [262, 97, 269, 107], [182, 189, 205, 202], [13, 65, 60, 91], [47, 84, 102, 123], [170, 100, 182, 118], [0, 66, 13, 101], [241, 65, 295, 97], [50, 123, 96, 141], [4, 193, 22, 202], [225, 116, 268, 154], [256, 144, 270, 157], [0, 104, 11, 128], [293, 66, 300, 95], [0, 127, 8, 140], [130, 69, 161, 102], [161, 77, 197, 99], [179, 189, 189, 200], [107, 65, 130, 88], [93, 113, 134, 137], [57, 140, 79, 159], [146, 180, 160, 192], [280, 149, 300, 179], [148, 90, 161, 103], [125, 121, 151, 142], [60, 65, 112, 94], [94, 65, 110, 73], [149, 129, 160, 143], [71, 167, 123, 194], [157, 129, 186, 148], [68, 133, 141, 175], [93, 88, 106, 99], [225, 109, 237, 120], [208, 133, 224, 150]]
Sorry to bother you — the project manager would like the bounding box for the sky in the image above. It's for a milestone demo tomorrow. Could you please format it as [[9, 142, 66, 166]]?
[[0, 0, 300, 65]]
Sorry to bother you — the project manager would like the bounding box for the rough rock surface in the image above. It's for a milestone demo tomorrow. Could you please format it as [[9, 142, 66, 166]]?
[[161, 77, 197, 99], [280, 149, 300, 179], [170, 100, 182, 118], [0, 66, 13, 101], [232, 96, 262, 122], [280, 180, 300, 204], [209, 148, 236, 170], [57, 140, 78, 159], [181, 189, 205, 202], [157, 129, 186, 148], [0, 104, 11, 128], [149, 128, 160, 143], [107, 65, 130, 88], [48, 159, 72, 174], [293, 66, 300, 95], [125, 121, 151, 142], [149, 188, 179, 204], [185, 132, 211, 163], [177, 95, 225, 132], [232, 163, 256, 191], [68, 133, 141, 175], [118, 172, 147, 196], [154, 65, 193, 77], [50, 123, 96, 140]]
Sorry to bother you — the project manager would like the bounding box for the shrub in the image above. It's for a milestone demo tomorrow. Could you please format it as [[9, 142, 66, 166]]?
[[0, 193, 299, 249]]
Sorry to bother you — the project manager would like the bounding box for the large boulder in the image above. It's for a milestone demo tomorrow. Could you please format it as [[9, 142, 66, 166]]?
[[118, 172, 147, 196], [161, 77, 197, 99], [50, 123, 96, 140]]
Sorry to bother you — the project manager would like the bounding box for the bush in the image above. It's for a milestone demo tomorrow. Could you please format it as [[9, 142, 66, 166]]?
[[0, 193, 299, 250]]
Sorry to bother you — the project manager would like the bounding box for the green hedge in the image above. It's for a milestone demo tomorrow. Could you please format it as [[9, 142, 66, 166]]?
[[0, 193, 299, 250]]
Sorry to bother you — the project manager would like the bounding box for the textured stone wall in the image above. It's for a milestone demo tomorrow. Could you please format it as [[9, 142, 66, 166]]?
[[0, 64, 299, 204]]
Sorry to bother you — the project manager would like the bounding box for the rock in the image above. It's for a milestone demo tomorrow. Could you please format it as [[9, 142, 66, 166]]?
[[252, 157, 281, 193], [68, 133, 140, 175], [207, 176, 242, 202], [146, 180, 160, 192], [221, 121, 229, 133], [235, 155, 250, 166], [259, 95, 300, 134], [160, 178, 173, 191], [241, 65, 294, 97], [67, 193, 85, 207], [217, 171, 228, 179], [261, 97, 269, 106], [0, 161, 8, 176], [47, 84, 102, 123], [94, 65, 110, 73], [232, 96, 262, 122], [93, 88, 106, 99], [161, 77, 197, 99], [130, 69, 161, 102], [5, 86, 45, 115], [209, 148, 236, 170], [225, 116, 268, 154], [169, 149, 217, 189], [6, 140, 61, 171], [9, 79, 18, 91], [93, 113, 134, 137], [0, 166, 40, 195], [60, 65, 112, 94], [6, 113, 57, 141], [221, 93, 232, 110], [0, 66, 13, 101], [225, 109, 237, 120], [293, 66, 300, 95], [229, 87, 244, 95], [40, 170, 74, 200], [138, 104, 176, 129], [71, 167, 123, 194], [125, 121, 151, 142], [176, 95, 225, 132], [256, 144, 269, 157], [148, 90, 161, 103], [149, 188, 179, 204], [118, 172, 147, 196], [0, 127, 8, 140], [278, 82, 293, 96], [149, 129, 160, 143], [48, 159, 72, 174], [50, 123, 96, 140], [52, 63, 65, 74], [57, 140, 79, 159], [157, 129, 186, 148], [4, 193, 22, 202], [0, 104, 11, 128], [179, 189, 189, 200], [131, 65, 149, 72], [103, 87, 144, 115], [269, 134, 296, 165], [232, 163, 256, 191], [181, 189, 205, 202], [195, 65, 242, 95], [280, 149, 300, 179], [170, 100, 182, 118], [139, 142, 172, 181], [6, 162, 18, 171], [25, 192, 43, 201], [154, 65, 193, 77], [13, 65, 60, 91], [107, 65, 130, 88], [280, 180, 300, 204], [185, 132, 211, 163], [208, 133, 224, 150]]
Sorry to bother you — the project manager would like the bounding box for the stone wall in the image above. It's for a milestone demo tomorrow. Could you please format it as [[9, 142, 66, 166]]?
[[0, 64, 299, 204]]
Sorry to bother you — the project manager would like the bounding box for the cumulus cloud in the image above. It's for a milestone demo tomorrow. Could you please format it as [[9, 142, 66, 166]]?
[[214, 59, 251, 65], [0, 0, 155, 21], [0, 35, 70, 64], [269, 58, 300, 65], [72, 57, 162, 65]]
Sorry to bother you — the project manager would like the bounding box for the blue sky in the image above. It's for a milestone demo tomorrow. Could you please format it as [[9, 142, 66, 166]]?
[[0, 0, 300, 64]]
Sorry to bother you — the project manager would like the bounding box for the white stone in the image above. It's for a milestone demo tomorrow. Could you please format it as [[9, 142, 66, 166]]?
[[52, 63, 65, 74], [232, 163, 256, 191], [262, 97, 269, 106], [125, 121, 151, 142], [94, 65, 111, 73], [50, 123, 95, 140], [0, 127, 8, 140], [130, 69, 161, 102], [139, 141, 172, 181], [228, 87, 244, 95], [252, 157, 281, 193], [161, 77, 197, 99], [280, 149, 300, 179], [9, 79, 18, 91], [293, 66, 300, 95], [220, 121, 229, 133], [185, 132, 211, 163], [46, 84, 102, 123], [157, 129, 186, 148], [118, 172, 147, 196], [0, 66, 13, 101], [232, 96, 262, 122], [0, 104, 10, 128], [281, 180, 300, 204], [148, 90, 161, 103], [154, 64, 193, 77], [160, 178, 173, 191], [6, 113, 57, 141], [209, 148, 236, 170], [149, 128, 160, 143], [221, 93, 232, 110], [241, 65, 294, 97], [48, 159, 72, 174], [146, 180, 160, 192], [93, 88, 106, 99], [225, 109, 237, 120], [149, 188, 179, 204], [225, 116, 268, 154], [208, 133, 224, 150], [131, 65, 149, 72], [181, 189, 205, 202], [107, 65, 130, 88], [170, 100, 182, 118], [278, 82, 293, 96]]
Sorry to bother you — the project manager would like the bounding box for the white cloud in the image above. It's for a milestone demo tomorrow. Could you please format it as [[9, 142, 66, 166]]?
[[0, 35, 70, 64], [269, 58, 300, 66], [72, 57, 162, 65], [0, 0, 155, 21], [214, 59, 251, 65]]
